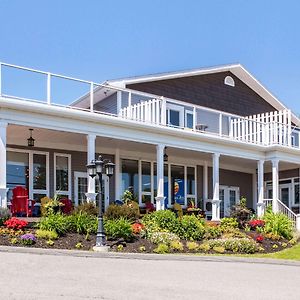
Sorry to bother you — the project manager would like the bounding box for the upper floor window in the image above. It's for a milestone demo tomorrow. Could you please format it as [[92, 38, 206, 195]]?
[[224, 76, 235, 87]]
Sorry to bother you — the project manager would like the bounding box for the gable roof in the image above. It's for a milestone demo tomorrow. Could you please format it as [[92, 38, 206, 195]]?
[[73, 63, 300, 126]]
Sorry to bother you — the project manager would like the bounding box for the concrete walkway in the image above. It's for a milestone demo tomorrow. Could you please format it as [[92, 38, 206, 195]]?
[[1, 246, 300, 299]]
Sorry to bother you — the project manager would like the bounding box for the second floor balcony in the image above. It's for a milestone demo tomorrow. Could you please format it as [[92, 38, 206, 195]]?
[[0, 62, 299, 149]]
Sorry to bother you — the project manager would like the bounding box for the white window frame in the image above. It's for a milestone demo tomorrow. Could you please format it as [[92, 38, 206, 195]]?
[[54, 153, 72, 199], [220, 185, 240, 217], [185, 110, 194, 129], [166, 103, 185, 128], [7, 148, 50, 200]]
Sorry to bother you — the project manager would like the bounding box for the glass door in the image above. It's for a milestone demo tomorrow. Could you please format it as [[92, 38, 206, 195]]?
[[279, 184, 291, 207]]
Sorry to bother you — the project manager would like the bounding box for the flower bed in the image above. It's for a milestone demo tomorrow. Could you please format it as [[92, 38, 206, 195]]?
[[0, 209, 298, 254]]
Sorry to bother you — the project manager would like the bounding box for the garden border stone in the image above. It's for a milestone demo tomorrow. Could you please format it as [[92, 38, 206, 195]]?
[[0, 245, 300, 267]]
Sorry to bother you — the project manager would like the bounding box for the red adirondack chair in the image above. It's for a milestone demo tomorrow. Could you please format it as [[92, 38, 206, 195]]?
[[11, 186, 30, 217]]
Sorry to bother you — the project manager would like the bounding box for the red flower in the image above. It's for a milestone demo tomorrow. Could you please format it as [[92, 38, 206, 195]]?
[[256, 235, 264, 243], [131, 223, 144, 234], [4, 218, 28, 230], [249, 219, 265, 230]]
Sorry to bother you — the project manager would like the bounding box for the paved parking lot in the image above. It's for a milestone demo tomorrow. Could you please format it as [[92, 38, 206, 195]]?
[[0, 249, 300, 300]]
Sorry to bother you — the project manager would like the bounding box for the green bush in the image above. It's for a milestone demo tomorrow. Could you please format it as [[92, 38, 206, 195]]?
[[169, 240, 184, 252], [104, 203, 139, 221], [0, 208, 11, 226], [149, 231, 180, 245], [203, 225, 222, 239], [142, 210, 180, 234], [263, 211, 294, 240], [68, 212, 97, 234], [35, 229, 58, 240], [38, 213, 71, 236], [207, 238, 258, 254], [104, 217, 134, 242], [220, 217, 238, 229], [198, 242, 210, 252], [179, 215, 205, 241], [230, 197, 252, 227], [186, 241, 199, 251], [221, 227, 247, 239], [74, 202, 98, 216], [153, 243, 169, 254], [213, 246, 225, 253]]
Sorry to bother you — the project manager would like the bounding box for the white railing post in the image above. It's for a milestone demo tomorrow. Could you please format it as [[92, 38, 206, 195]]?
[[287, 110, 292, 147], [90, 82, 94, 113], [219, 113, 223, 136], [161, 97, 166, 125], [47, 72, 51, 105], [193, 106, 196, 131], [272, 159, 279, 213]]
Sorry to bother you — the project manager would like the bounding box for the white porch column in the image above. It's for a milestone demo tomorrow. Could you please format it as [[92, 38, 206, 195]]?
[[115, 148, 121, 200], [155, 144, 166, 210], [272, 159, 279, 213], [257, 160, 265, 217], [212, 153, 221, 221], [0, 122, 7, 208], [203, 162, 208, 205], [85, 134, 97, 202]]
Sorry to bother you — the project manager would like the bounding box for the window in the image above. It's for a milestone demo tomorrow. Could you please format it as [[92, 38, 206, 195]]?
[[185, 111, 194, 129], [141, 161, 151, 204], [224, 76, 235, 87], [295, 184, 299, 205], [54, 153, 71, 198], [121, 159, 139, 198]]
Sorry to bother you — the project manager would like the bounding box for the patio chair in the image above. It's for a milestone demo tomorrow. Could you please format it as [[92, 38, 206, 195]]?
[[11, 186, 31, 217]]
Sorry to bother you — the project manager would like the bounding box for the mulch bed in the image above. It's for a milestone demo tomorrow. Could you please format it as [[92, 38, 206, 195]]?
[[0, 227, 295, 254]]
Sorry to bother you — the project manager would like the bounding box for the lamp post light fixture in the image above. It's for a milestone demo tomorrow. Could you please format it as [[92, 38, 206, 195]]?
[[87, 155, 115, 252]]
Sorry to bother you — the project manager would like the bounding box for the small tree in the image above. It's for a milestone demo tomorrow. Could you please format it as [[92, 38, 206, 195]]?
[[230, 197, 252, 228]]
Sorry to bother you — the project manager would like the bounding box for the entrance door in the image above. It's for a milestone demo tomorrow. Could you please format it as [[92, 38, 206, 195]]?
[[279, 184, 291, 207], [220, 186, 240, 217], [74, 172, 110, 210]]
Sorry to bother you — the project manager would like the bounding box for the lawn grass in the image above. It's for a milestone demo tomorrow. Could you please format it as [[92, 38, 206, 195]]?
[[256, 243, 300, 260]]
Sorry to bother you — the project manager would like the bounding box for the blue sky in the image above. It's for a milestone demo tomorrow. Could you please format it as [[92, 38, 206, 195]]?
[[0, 0, 300, 112]]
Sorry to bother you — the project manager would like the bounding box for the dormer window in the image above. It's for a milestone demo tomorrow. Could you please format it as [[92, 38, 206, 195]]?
[[224, 76, 235, 87]]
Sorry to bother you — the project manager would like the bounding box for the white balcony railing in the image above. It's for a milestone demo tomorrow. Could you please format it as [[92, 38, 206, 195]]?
[[0, 61, 299, 148]]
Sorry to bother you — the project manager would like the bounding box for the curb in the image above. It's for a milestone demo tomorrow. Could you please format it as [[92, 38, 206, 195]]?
[[0, 245, 300, 267]]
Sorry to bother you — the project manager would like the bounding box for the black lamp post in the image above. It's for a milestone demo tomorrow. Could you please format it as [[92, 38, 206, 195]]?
[[87, 155, 115, 249]]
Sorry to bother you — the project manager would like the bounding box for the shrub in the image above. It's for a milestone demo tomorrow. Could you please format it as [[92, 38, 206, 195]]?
[[104, 217, 134, 242], [139, 245, 146, 252], [179, 215, 205, 241], [256, 235, 264, 243], [0, 208, 12, 225], [4, 218, 28, 230], [186, 241, 199, 251], [221, 228, 247, 239], [213, 246, 225, 253], [203, 225, 222, 239], [153, 243, 169, 254], [207, 238, 258, 254], [142, 210, 180, 234], [39, 213, 71, 236], [198, 242, 210, 252], [263, 211, 294, 240], [230, 197, 252, 227], [170, 240, 184, 252], [35, 229, 58, 240], [46, 240, 55, 246], [220, 218, 238, 229], [117, 244, 124, 252], [105, 203, 139, 221], [149, 231, 180, 245], [68, 212, 97, 234], [75, 242, 83, 249], [74, 202, 98, 216], [10, 237, 18, 245], [20, 233, 36, 245]]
